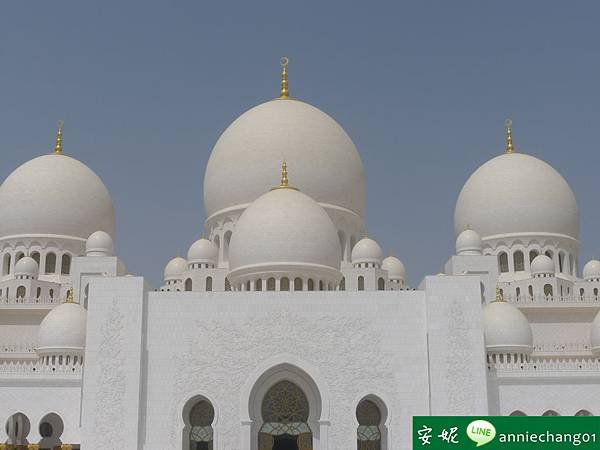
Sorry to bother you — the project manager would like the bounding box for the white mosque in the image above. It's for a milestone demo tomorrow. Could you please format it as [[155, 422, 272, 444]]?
[[0, 60, 598, 450]]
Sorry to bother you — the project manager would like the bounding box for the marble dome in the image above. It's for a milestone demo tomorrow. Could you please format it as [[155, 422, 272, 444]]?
[[531, 254, 555, 276], [351, 238, 384, 266], [456, 229, 483, 255], [382, 256, 406, 280], [187, 238, 219, 265], [86, 230, 114, 257], [228, 182, 341, 278], [203, 98, 365, 221], [14, 256, 39, 278], [582, 259, 600, 281], [164, 257, 188, 281], [0, 154, 115, 240], [455, 152, 578, 241], [483, 296, 533, 354], [37, 301, 87, 355]]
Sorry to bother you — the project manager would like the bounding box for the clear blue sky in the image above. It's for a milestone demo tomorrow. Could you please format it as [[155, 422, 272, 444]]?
[[1, 1, 599, 287]]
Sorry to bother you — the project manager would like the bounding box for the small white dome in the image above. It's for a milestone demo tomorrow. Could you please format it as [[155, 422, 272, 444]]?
[[203, 99, 365, 220], [351, 238, 384, 266], [14, 256, 39, 278], [187, 238, 219, 265], [382, 256, 406, 280], [86, 230, 114, 257], [531, 254, 555, 276], [483, 299, 533, 354], [37, 302, 87, 355], [591, 310, 600, 356], [456, 229, 483, 255], [582, 259, 600, 281], [455, 153, 579, 240], [164, 256, 187, 281], [229, 186, 341, 280], [0, 154, 115, 240]]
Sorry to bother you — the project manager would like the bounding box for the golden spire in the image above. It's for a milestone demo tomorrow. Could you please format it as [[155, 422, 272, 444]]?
[[505, 118, 515, 154], [54, 120, 65, 154], [66, 288, 74, 303], [279, 56, 289, 99], [280, 160, 289, 187], [271, 160, 298, 190], [494, 287, 505, 302]]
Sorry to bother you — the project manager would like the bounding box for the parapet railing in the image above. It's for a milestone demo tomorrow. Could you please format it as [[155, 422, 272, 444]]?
[[505, 294, 600, 306], [0, 360, 82, 379], [0, 297, 60, 306], [488, 356, 600, 376], [0, 343, 36, 355], [533, 341, 591, 354]]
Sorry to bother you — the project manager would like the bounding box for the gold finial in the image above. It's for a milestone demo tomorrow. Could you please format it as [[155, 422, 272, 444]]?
[[495, 287, 505, 302], [54, 120, 65, 154], [280, 160, 289, 187], [279, 57, 289, 99], [66, 288, 74, 303], [505, 119, 515, 154]]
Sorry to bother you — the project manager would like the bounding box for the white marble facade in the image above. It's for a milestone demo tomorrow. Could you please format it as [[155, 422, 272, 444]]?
[[0, 65, 599, 450]]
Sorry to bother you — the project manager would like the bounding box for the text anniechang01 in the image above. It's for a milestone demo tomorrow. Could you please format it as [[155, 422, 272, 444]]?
[[499, 431, 597, 446]]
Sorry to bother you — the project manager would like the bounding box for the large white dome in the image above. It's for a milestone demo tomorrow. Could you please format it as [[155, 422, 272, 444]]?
[[229, 186, 342, 276], [0, 154, 115, 240], [37, 301, 87, 355], [203, 99, 365, 220], [454, 153, 578, 240], [483, 298, 533, 354]]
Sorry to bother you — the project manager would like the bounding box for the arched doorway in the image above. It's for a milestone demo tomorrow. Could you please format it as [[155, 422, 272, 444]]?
[[258, 381, 312, 450], [187, 399, 215, 450], [356, 399, 382, 450]]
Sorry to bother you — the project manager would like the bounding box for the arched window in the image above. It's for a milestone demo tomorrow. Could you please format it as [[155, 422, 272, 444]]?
[[267, 278, 276, 291], [513, 251, 525, 272], [357, 399, 382, 450], [595, 288, 599, 298], [358, 276, 365, 291], [49, 289, 54, 299], [529, 250, 539, 263], [38, 413, 64, 449], [61, 254, 71, 275], [5, 412, 31, 447], [545, 250, 554, 260], [509, 410, 526, 416], [225, 278, 231, 291], [15, 251, 24, 263], [580, 288, 585, 298], [45, 252, 57, 274], [205, 277, 212, 292], [185, 279, 192, 291], [256, 279, 263, 291], [339, 277, 345, 291], [36, 287, 41, 299], [569, 254, 575, 276], [574, 410, 593, 416], [319, 280, 324, 291], [31, 251, 41, 266], [294, 277, 303, 291], [544, 284, 553, 297], [516, 287, 521, 300], [3, 253, 11, 275], [528, 285, 533, 298], [16, 286, 26, 299], [498, 252, 509, 273], [559, 252, 565, 273], [542, 410, 560, 416], [259, 380, 311, 450], [246, 281, 251, 291], [188, 399, 214, 450], [280, 277, 290, 291], [377, 278, 385, 291], [307, 279, 314, 291]]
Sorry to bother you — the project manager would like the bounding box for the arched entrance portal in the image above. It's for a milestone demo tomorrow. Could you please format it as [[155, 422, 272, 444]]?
[[258, 381, 312, 450], [188, 399, 215, 450], [357, 399, 382, 450]]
